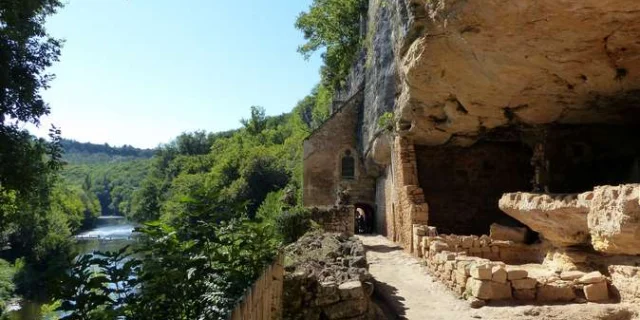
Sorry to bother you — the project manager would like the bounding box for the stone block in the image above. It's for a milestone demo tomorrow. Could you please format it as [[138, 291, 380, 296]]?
[[490, 223, 528, 243], [514, 289, 536, 300], [461, 236, 474, 248], [578, 271, 605, 284], [482, 252, 500, 261], [506, 268, 528, 280], [470, 264, 492, 280], [430, 241, 449, 253], [454, 270, 468, 286], [560, 270, 586, 281], [491, 266, 508, 284], [511, 278, 537, 290], [315, 281, 340, 306], [338, 281, 364, 300], [466, 278, 512, 300], [584, 281, 609, 301], [536, 282, 576, 302]]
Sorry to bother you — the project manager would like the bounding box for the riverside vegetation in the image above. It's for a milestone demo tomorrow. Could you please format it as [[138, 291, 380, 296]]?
[[0, 0, 364, 319]]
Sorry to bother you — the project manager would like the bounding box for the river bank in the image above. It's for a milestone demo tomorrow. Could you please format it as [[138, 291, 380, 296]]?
[[4, 216, 137, 320]]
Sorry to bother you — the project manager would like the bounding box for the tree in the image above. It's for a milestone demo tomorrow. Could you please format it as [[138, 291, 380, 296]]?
[[295, 0, 364, 90], [240, 106, 267, 135], [0, 0, 64, 194]]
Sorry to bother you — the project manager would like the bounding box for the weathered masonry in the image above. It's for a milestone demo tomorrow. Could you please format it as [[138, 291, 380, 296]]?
[[303, 0, 640, 307]]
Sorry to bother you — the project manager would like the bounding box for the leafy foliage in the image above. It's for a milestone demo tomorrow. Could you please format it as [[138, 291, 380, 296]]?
[[295, 0, 364, 90], [275, 207, 312, 244]]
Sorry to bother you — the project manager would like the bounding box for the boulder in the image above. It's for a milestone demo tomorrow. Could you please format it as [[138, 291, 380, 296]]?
[[498, 193, 590, 247], [490, 223, 528, 243], [588, 185, 640, 255], [584, 281, 609, 302]]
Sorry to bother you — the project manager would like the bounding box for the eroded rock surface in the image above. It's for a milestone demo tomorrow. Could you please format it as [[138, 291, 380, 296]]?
[[501, 185, 640, 255], [395, 0, 640, 147], [588, 184, 640, 255], [498, 192, 591, 246]]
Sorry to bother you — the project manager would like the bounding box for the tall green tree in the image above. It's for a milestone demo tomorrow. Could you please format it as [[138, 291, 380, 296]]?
[[295, 0, 364, 89], [0, 0, 64, 195]]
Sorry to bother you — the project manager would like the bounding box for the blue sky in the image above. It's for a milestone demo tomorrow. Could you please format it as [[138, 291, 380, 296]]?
[[29, 0, 322, 148]]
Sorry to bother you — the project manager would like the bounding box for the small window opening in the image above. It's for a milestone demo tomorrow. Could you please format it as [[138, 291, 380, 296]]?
[[341, 150, 355, 180]]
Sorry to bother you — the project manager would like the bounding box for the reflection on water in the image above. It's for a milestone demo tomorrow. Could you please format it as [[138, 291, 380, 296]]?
[[6, 216, 137, 320]]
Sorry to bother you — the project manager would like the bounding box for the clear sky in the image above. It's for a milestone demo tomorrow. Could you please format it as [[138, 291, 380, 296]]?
[[28, 0, 322, 148]]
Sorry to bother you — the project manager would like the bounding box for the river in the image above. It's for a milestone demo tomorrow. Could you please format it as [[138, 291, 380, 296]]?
[[6, 216, 137, 320]]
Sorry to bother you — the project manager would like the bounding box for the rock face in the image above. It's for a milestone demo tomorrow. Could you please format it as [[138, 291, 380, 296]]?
[[500, 184, 640, 255], [282, 231, 385, 320], [498, 192, 591, 246], [394, 0, 640, 147], [588, 185, 640, 255]]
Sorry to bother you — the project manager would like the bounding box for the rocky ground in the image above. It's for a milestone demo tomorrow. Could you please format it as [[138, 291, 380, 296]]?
[[361, 234, 640, 320]]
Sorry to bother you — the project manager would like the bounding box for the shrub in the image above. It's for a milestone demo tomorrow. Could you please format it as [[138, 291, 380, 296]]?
[[275, 207, 312, 244]]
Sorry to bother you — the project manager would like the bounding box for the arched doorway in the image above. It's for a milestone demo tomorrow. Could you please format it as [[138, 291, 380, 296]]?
[[354, 203, 374, 234]]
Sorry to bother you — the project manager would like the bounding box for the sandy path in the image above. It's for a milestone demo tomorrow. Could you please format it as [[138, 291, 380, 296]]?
[[359, 234, 639, 320]]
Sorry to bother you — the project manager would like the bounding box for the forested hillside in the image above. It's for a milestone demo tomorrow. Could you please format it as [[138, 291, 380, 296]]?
[[60, 139, 154, 218]]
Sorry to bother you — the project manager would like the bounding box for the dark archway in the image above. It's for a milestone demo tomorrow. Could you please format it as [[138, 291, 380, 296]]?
[[354, 203, 374, 234]]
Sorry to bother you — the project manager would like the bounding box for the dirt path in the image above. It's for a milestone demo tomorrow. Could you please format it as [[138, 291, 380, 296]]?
[[359, 235, 639, 320]]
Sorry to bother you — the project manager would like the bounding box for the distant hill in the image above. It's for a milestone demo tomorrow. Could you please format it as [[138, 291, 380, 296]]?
[[61, 139, 156, 164]]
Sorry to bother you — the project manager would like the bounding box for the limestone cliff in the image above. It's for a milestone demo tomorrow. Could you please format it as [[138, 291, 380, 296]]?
[[349, 0, 640, 155]]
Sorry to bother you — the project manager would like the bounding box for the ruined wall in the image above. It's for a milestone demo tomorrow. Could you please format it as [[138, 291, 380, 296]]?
[[415, 142, 532, 235], [373, 136, 428, 251], [309, 206, 355, 236], [303, 92, 375, 208]]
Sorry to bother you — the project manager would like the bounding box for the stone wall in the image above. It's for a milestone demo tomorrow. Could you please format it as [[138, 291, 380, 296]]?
[[374, 136, 428, 251], [414, 225, 613, 306], [309, 206, 355, 236], [303, 91, 375, 208], [229, 253, 284, 320], [415, 142, 532, 235], [283, 232, 384, 320]]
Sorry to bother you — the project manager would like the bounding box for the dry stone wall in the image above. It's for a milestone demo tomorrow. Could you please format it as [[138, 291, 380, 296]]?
[[309, 206, 355, 236], [282, 232, 385, 320], [414, 225, 612, 306]]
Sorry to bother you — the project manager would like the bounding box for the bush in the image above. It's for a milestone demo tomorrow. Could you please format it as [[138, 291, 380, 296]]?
[[0, 259, 16, 314], [275, 207, 312, 244]]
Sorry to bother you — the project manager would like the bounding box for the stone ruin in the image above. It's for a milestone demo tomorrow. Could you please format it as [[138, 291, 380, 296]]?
[[301, 0, 640, 311], [282, 231, 386, 320]]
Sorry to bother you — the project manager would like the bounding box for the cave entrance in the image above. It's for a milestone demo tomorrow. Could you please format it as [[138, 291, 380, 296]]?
[[543, 125, 640, 194], [415, 141, 533, 235], [354, 203, 374, 234]]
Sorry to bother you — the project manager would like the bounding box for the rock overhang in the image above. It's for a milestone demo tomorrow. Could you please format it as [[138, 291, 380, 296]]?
[[396, 0, 640, 146]]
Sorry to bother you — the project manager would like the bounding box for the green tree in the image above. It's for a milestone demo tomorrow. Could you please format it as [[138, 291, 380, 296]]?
[[295, 0, 364, 89]]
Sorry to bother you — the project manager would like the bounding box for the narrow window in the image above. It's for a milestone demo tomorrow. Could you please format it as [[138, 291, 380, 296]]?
[[341, 150, 355, 180]]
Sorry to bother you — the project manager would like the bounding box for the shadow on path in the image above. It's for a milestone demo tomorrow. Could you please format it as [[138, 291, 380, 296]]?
[[373, 279, 409, 320]]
